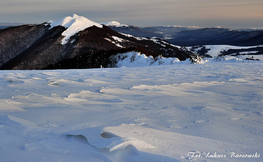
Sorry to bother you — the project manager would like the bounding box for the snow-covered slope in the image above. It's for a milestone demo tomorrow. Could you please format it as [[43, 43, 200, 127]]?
[[1, 61, 263, 161], [111, 52, 180, 67], [50, 14, 102, 44], [111, 52, 189, 67]]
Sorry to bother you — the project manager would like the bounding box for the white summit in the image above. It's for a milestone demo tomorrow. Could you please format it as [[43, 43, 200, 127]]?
[[50, 14, 102, 45], [102, 21, 129, 27]]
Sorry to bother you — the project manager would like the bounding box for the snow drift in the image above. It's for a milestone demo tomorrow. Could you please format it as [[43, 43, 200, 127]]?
[[1, 60, 263, 161]]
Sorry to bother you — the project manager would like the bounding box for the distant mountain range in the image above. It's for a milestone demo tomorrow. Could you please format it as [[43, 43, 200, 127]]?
[[107, 24, 263, 46], [0, 15, 192, 70], [105, 22, 263, 61]]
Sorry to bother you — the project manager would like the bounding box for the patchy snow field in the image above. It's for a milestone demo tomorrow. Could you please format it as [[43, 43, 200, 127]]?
[[190, 45, 263, 61], [0, 60, 263, 162]]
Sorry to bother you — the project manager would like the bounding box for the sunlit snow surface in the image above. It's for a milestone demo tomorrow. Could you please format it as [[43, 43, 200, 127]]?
[[0, 60, 263, 162]]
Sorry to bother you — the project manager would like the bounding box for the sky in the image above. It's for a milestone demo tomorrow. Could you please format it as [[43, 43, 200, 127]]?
[[0, 0, 263, 29]]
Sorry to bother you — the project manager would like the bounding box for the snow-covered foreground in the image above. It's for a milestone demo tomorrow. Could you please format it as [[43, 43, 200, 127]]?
[[0, 61, 263, 162]]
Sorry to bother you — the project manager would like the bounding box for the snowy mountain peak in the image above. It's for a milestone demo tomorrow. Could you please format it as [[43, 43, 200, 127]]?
[[50, 14, 102, 29], [102, 21, 129, 27], [72, 13, 79, 18], [50, 14, 102, 45]]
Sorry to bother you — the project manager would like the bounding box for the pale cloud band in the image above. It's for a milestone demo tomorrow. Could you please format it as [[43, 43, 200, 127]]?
[[1, 0, 262, 28]]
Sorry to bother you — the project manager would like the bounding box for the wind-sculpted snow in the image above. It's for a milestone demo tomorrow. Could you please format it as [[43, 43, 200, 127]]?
[[0, 61, 263, 161]]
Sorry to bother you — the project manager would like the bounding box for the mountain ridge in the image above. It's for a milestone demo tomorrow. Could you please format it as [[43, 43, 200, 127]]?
[[0, 14, 192, 70], [106, 24, 263, 46]]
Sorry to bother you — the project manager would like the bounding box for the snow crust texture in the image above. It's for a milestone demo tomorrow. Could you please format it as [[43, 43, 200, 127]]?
[[0, 61, 263, 161]]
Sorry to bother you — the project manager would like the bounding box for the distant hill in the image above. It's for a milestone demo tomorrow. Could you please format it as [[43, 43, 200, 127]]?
[[0, 23, 23, 29]]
